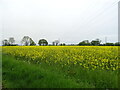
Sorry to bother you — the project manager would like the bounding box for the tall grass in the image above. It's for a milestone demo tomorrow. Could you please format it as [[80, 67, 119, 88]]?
[[2, 54, 118, 88]]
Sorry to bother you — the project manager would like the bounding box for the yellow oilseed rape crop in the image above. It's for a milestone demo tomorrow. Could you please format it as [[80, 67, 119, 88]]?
[[2, 46, 119, 71]]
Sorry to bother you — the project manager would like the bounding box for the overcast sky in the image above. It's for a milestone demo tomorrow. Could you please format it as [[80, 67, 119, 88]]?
[[0, 0, 119, 45]]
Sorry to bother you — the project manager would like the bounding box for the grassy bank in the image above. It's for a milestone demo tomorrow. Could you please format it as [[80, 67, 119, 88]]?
[[2, 54, 82, 88], [2, 54, 118, 88]]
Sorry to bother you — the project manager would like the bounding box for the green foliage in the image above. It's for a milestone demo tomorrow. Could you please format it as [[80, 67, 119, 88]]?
[[78, 40, 91, 46], [105, 43, 114, 46], [114, 42, 120, 46], [60, 43, 66, 46], [91, 39, 101, 46], [38, 39, 48, 46], [2, 55, 87, 88], [30, 38, 36, 46], [2, 54, 118, 88], [2, 39, 10, 46]]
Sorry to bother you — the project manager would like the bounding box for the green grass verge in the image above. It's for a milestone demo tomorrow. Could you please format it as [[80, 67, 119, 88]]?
[[2, 54, 91, 88], [2, 54, 118, 88]]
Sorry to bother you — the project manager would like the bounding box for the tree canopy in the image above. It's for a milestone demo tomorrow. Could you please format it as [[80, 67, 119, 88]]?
[[21, 36, 36, 46], [2, 39, 9, 46], [9, 37, 15, 45], [38, 39, 48, 46], [91, 39, 101, 46], [78, 40, 90, 46]]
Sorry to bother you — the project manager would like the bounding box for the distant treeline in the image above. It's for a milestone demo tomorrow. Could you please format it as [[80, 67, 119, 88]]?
[[2, 36, 120, 46]]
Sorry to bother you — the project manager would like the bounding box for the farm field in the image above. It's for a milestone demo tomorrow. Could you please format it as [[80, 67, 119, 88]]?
[[1, 46, 119, 88]]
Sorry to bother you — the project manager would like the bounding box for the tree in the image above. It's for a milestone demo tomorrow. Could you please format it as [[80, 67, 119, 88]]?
[[91, 39, 101, 46], [2, 39, 9, 46], [78, 40, 90, 46], [21, 36, 31, 46], [105, 43, 114, 46], [60, 43, 66, 46], [63, 43, 66, 46], [115, 42, 120, 46], [53, 40, 60, 46], [9, 37, 15, 45], [29, 38, 36, 46], [38, 39, 48, 46]]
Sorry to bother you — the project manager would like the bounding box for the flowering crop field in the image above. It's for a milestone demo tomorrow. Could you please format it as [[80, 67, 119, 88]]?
[[2, 46, 120, 88], [2, 46, 119, 71]]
